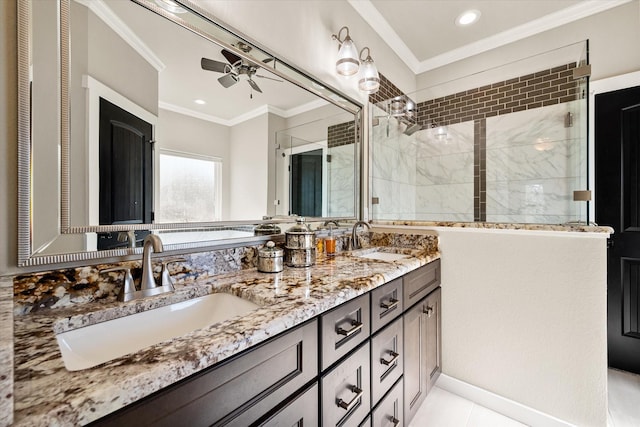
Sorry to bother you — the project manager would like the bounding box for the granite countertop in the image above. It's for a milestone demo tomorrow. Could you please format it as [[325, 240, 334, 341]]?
[[12, 246, 440, 426]]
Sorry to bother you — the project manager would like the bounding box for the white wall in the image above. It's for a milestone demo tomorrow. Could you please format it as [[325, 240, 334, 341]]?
[[436, 227, 608, 426], [229, 113, 269, 219]]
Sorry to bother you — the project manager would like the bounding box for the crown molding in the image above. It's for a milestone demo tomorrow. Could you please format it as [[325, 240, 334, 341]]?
[[74, 0, 165, 72], [350, 0, 632, 75], [160, 99, 329, 127]]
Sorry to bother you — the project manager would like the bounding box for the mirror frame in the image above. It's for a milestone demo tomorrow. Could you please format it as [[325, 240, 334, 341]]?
[[17, 0, 363, 267]]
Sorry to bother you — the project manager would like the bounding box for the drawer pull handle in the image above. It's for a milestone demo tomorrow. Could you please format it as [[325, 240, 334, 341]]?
[[390, 416, 400, 426], [380, 298, 398, 311], [336, 385, 363, 411], [336, 320, 363, 337], [380, 350, 399, 366], [424, 306, 434, 318]]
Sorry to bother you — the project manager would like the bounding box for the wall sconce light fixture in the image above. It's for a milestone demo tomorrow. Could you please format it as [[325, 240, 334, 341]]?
[[332, 26, 380, 94], [332, 26, 359, 76], [358, 47, 380, 94]]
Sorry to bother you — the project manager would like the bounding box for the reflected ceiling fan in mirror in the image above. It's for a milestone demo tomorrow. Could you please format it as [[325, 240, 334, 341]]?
[[201, 47, 282, 97]]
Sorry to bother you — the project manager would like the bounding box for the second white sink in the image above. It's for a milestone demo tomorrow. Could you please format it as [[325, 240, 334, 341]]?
[[356, 251, 410, 262], [56, 293, 260, 371]]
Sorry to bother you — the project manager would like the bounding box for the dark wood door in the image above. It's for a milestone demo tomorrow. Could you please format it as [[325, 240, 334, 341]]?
[[595, 85, 640, 374], [290, 149, 322, 217], [98, 97, 153, 250]]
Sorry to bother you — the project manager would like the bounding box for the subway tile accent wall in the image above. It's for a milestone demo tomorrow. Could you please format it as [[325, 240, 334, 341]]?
[[327, 121, 355, 148], [416, 63, 579, 128], [369, 73, 405, 105]]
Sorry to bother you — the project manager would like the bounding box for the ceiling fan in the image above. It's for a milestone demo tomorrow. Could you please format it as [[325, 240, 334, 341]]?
[[201, 46, 282, 96]]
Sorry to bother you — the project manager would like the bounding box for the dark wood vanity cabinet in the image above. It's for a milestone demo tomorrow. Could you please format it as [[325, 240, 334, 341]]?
[[90, 320, 318, 427], [404, 283, 442, 424], [91, 259, 442, 427]]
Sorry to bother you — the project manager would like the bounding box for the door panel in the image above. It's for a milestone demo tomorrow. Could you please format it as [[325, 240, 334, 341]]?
[[99, 97, 153, 226], [595, 85, 640, 374]]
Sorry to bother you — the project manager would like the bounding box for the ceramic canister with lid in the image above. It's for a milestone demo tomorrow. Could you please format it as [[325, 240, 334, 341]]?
[[285, 217, 316, 267], [257, 241, 284, 273]]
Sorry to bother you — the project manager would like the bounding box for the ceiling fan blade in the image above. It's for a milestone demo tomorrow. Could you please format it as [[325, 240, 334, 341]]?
[[221, 49, 242, 66], [248, 79, 262, 93], [201, 57, 228, 73], [218, 73, 239, 88], [255, 74, 283, 83]]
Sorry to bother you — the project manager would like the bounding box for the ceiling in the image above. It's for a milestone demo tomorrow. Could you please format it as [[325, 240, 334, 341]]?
[[92, 0, 323, 124], [349, 0, 630, 74]]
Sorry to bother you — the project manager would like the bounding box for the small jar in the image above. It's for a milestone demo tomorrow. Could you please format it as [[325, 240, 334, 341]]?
[[257, 241, 284, 273]]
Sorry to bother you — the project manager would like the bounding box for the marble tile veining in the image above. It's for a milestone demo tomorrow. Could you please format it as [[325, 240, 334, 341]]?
[[12, 233, 438, 426]]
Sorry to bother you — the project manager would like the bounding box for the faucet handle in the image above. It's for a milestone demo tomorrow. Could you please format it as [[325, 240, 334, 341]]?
[[160, 257, 186, 289], [100, 267, 136, 302]]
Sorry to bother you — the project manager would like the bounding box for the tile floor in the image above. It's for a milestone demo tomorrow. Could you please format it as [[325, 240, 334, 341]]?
[[409, 368, 640, 427], [608, 368, 640, 427], [409, 386, 526, 427]]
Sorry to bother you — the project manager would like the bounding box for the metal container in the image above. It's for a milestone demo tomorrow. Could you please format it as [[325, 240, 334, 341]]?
[[285, 217, 316, 249], [257, 241, 284, 273], [285, 217, 316, 267], [285, 247, 316, 268], [254, 223, 281, 236]]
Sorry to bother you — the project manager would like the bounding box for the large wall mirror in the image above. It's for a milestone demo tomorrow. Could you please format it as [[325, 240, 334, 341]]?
[[18, 0, 362, 266]]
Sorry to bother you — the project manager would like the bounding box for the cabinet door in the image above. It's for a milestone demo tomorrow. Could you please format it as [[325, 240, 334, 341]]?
[[257, 383, 318, 427], [321, 342, 371, 427], [371, 377, 403, 427], [371, 316, 403, 406], [425, 287, 442, 394], [403, 299, 427, 423]]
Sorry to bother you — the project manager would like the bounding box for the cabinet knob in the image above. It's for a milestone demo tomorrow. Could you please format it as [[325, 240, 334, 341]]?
[[424, 305, 434, 318], [336, 385, 363, 411]]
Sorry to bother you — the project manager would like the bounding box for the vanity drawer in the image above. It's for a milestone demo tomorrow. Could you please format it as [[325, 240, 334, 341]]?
[[371, 277, 403, 333], [321, 293, 370, 370], [321, 342, 371, 427], [371, 316, 404, 406], [256, 382, 318, 426], [371, 377, 404, 427], [403, 259, 440, 309]]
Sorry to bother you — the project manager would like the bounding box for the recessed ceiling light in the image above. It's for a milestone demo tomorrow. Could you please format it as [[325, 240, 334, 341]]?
[[194, 99, 206, 105], [455, 9, 481, 26]]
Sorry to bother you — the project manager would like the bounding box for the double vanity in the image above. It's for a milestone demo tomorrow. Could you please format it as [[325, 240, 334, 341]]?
[[11, 232, 441, 426]]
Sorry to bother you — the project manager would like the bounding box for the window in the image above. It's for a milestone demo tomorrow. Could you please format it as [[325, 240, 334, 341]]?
[[156, 150, 222, 223]]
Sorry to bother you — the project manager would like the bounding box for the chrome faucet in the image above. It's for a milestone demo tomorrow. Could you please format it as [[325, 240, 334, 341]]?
[[323, 220, 340, 227], [141, 234, 163, 290], [351, 221, 371, 250]]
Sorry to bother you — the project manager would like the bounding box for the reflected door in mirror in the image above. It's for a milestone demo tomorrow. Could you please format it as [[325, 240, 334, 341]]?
[[291, 149, 322, 217], [98, 97, 153, 250]]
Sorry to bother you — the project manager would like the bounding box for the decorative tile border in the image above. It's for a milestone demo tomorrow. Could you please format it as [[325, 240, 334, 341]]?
[[328, 121, 356, 148], [474, 119, 487, 221], [369, 73, 404, 105]]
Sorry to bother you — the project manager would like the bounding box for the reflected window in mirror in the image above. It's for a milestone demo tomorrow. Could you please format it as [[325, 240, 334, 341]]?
[[157, 151, 222, 223]]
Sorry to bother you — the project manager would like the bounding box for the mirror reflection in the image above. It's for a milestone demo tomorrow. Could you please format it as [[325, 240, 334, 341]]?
[[27, 0, 359, 258]]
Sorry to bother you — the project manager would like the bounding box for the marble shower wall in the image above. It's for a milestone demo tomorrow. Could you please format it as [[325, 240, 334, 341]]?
[[371, 116, 417, 220], [414, 122, 475, 221], [328, 143, 356, 217], [485, 100, 585, 224]]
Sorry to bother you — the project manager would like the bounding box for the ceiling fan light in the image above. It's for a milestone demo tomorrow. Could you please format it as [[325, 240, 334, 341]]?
[[336, 36, 360, 76], [358, 56, 380, 94]]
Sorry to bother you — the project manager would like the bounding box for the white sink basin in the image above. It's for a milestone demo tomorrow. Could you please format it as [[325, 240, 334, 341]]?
[[56, 293, 260, 371], [355, 251, 410, 262]]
